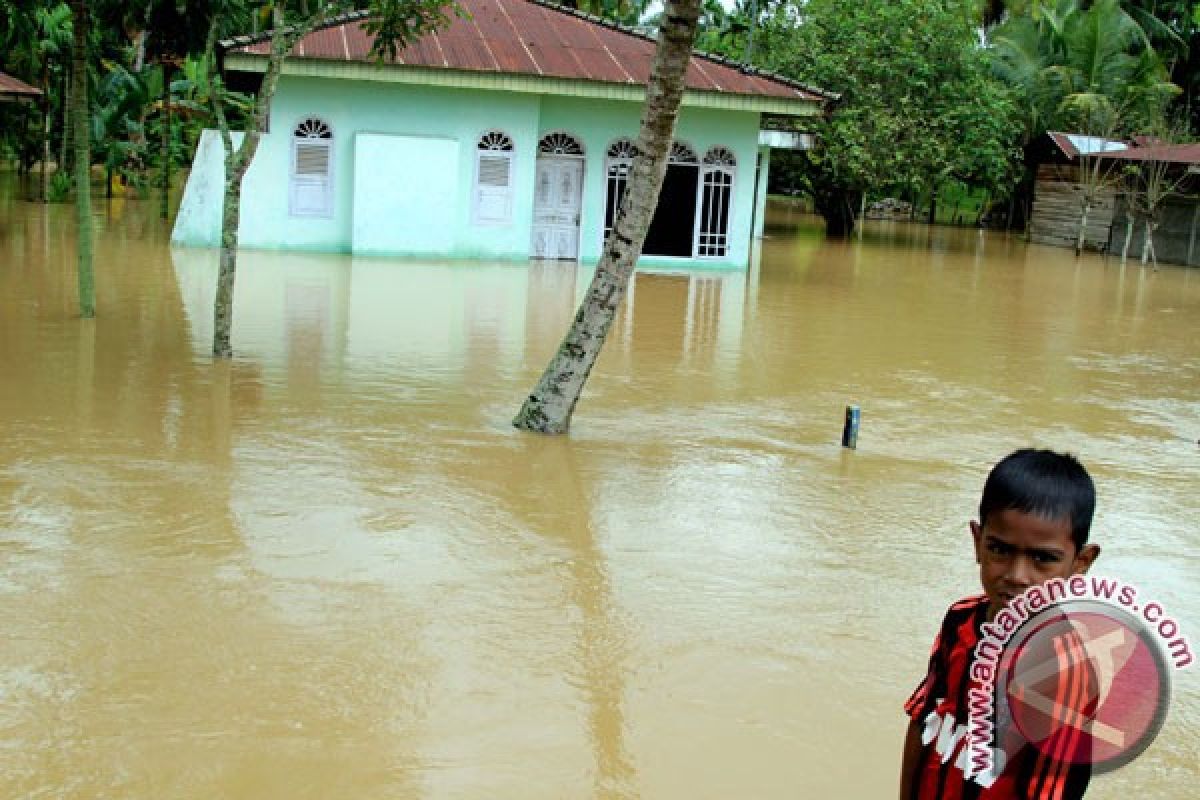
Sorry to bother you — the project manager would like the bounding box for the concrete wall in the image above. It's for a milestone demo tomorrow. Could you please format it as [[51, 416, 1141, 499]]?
[[173, 74, 762, 268]]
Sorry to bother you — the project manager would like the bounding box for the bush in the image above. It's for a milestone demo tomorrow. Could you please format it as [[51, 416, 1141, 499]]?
[[46, 170, 71, 203]]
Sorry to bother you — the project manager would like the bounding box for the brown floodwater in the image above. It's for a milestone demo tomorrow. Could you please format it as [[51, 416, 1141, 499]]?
[[1, 176, 1197, 799]]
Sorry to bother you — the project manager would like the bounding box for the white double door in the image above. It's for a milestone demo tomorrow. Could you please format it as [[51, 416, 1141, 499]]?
[[531, 157, 584, 260]]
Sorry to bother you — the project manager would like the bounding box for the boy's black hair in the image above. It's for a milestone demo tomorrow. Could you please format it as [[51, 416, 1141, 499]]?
[[979, 449, 1096, 550]]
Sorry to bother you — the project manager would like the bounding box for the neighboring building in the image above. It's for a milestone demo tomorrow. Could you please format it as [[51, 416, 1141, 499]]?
[[1027, 132, 1200, 266], [1028, 131, 1127, 252], [1103, 142, 1200, 267], [172, 0, 832, 268], [0, 70, 42, 103]]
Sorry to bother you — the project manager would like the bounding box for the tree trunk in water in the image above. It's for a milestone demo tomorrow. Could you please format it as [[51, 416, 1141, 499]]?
[[1141, 218, 1156, 267], [213, 168, 245, 357], [1120, 213, 1134, 263], [512, 0, 702, 434], [209, 4, 290, 358], [927, 186, 938, 226], [70, 0, 94, 318], [160, 62, 171, 219], [59, 72, 70, 174], [815, 189, 857, 237], [40, 97, 51, 202], [1075, 202, 1090, 257]]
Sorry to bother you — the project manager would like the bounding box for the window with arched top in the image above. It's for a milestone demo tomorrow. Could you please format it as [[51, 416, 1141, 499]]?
[[698, 146, 737, 257], [473, 130, 515, 225], [603, 138, 636, 239], [290, 117, 334, 217], [538, 132, 585, 156], [669, 141, 699, 164]]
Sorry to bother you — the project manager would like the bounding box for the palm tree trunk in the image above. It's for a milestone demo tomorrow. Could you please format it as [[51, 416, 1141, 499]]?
[[70, 0, 95, 318], [41, 97, 51, 202], [59, 71, 70, 174], [513, 0, 703, 434], [160, 62, 171, 219]]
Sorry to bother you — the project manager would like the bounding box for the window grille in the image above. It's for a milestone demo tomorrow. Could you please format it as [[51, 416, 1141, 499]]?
[[697, 147, 736, 257]]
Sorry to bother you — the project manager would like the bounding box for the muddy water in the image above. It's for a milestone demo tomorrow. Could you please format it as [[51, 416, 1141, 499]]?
[[1, 178, 1197, 798]]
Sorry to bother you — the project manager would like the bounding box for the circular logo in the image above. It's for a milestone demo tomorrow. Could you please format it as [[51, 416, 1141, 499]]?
[[1002, 601, 1171, 773]]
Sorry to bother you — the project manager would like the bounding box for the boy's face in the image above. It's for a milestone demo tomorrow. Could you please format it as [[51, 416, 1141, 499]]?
[[971, 508, 1100, 621]]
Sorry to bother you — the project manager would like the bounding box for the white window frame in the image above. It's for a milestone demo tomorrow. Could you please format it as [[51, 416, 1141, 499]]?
[[602, 138, 707, 258], [603, 138, 636, 242], [473, 130, 516, 226], [289, 117, 334, 218], [694, 146, 737, 259]]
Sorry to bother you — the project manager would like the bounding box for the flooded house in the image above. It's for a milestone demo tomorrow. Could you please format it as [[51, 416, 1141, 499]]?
[[170, 0, 832, 269], [1028, 131, 1200, 266]]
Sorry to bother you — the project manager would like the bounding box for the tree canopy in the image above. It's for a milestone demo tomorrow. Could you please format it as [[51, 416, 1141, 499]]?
[[748, 0, 1022, 234]]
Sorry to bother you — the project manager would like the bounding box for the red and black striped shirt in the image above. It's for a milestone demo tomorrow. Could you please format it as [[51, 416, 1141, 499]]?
[[904, 595, 1094, 800]]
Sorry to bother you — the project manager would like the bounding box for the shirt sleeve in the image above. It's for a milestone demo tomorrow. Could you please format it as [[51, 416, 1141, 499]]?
[[904, 619, 946, 720]]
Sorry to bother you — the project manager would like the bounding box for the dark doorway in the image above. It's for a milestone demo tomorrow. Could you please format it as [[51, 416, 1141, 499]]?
[[643, 164, 698, 257]]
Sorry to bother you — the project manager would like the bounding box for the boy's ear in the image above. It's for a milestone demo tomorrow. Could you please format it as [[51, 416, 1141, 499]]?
[[970, 520, 983, 564], [1072, 544, 1101, 574]]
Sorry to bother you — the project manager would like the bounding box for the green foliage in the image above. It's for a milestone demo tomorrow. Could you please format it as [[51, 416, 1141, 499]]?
[[754, 0, 1022, 231], [989, 0, 1181, 138], [46, 169, 70, 201]]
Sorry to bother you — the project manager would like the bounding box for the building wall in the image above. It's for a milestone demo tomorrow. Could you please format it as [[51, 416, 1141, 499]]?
[[1108, 193, 1200, 267], [1029, 165, 1117, 252], [173, 74, 762, 268]]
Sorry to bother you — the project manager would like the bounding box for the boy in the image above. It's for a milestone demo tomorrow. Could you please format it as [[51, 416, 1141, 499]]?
[[899, 449, 1101, 800]]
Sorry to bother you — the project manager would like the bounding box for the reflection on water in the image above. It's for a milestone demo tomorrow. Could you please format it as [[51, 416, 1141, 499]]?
[[1, 174, 1198, 799]]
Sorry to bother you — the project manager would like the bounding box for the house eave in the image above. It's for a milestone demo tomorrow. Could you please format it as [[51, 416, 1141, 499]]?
[[224, 53, 825, 117]]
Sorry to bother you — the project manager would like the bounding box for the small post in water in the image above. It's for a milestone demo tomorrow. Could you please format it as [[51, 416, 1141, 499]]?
[[842, 405, 860, 449]]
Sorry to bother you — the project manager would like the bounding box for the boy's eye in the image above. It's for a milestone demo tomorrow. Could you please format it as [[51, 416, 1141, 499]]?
[[986, 540, 1011, 555], [1032, 551, 1061, 564]]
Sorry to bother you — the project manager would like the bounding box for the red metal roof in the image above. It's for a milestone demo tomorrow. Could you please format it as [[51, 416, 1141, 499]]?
[[1101, 142, 1200, 166], [0, 71, 42, 98], [226, 0, 831, 104]]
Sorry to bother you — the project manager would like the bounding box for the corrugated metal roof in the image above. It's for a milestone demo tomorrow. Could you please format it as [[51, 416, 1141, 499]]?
[[1047, 131, 1128, 159], [0, 70, 42, 97], [1101, 142, 1200, 166], [225, 0, 832, 104]]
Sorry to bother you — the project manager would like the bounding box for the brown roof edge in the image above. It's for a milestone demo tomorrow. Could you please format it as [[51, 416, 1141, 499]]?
[[0, 70, 43, 97], [523, 0, 839, 102], [218, 8, 372, 54], [221, 1, 839, 104]]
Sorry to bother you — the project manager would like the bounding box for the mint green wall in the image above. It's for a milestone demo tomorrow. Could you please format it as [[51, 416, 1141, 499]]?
[[264, 76, 542, 258], [174, 75, 763, 268], [753, 146, 771, 239]]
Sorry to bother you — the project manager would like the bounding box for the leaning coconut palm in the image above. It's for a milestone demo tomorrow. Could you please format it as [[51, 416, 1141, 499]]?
[[512, 0, 704, 434]]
